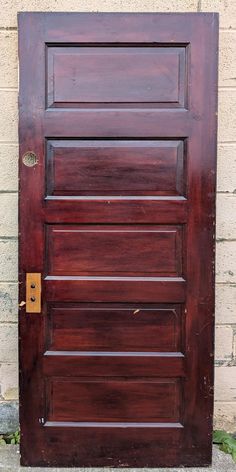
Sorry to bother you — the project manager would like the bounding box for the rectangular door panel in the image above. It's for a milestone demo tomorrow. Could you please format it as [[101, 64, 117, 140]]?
[[46, 139, 185, 197], [47, 378, 182, 423], [46, 224, 183, 276], [47, 46, 186, 108], [48, 304, 182, 352]]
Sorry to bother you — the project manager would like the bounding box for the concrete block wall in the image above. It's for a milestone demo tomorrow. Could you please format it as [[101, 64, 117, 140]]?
[[0, 0, 235, 433]]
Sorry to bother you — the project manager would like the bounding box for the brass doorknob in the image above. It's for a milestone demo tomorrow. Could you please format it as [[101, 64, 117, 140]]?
[[22, 151, 38, 167]]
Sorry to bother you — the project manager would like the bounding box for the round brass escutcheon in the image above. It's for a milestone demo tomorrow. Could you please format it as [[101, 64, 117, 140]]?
[[22, 151, 38, 167]]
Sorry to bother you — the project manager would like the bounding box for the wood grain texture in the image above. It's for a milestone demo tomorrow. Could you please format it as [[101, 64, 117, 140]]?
[[46, 224, 183, 276], [48, 304, 182, 352], [43, 353, 185, 378], [44, 277, 186, 303], [46, 139, 185, 197], [18, 12, 218, 467], [47, 378, 182, 422], [47, 46, 186, 108]]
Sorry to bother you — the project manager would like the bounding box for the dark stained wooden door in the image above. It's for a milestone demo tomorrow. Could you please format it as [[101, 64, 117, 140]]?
[[18, 12, 218, 467]]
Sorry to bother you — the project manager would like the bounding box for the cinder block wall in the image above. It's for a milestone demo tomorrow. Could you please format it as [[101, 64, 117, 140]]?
[[0, 0, 235, 433]]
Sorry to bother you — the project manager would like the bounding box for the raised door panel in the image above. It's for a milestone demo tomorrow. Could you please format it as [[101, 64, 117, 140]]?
[[48, 304, 182, 352], [47, 378, 182, 423], [46, 139, 185, 197], [47, 46, 187, 108], [46, 225, 183, 276]]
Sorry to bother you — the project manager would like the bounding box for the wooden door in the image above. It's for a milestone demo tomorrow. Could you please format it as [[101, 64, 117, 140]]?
[[18, 12, 218, 467]]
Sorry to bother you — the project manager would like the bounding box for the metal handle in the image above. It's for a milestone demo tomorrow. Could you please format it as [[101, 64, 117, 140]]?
[[22, 151, 38, 167]]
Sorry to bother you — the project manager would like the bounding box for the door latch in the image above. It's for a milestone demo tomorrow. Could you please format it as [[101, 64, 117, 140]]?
[[26, 273, 41, 313]]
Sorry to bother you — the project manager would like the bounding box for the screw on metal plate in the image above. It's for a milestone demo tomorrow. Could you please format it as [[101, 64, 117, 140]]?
[[22, 151, 38, 167]]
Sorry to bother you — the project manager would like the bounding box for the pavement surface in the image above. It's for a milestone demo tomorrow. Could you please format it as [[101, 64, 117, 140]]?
[[0, 445, 236, 472]]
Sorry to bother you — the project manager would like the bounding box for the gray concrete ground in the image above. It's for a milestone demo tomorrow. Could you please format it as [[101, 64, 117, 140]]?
[[0, 446, 236, 472]]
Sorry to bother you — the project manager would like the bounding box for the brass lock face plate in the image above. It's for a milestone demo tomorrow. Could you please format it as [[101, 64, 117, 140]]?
[[26, 273, 41, 313]]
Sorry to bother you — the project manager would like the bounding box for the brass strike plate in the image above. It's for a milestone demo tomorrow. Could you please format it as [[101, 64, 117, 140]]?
[[26, 273, 41, 313]]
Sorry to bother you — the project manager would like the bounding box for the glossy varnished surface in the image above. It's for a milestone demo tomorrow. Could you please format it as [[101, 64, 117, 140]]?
[[47, 46, 186, 108], [46, 139, 185, 197], [46, 224, 183, 276], [48, 304, 182, 352], [18, 12, 218, 467], [47, 377, 182, 422]]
